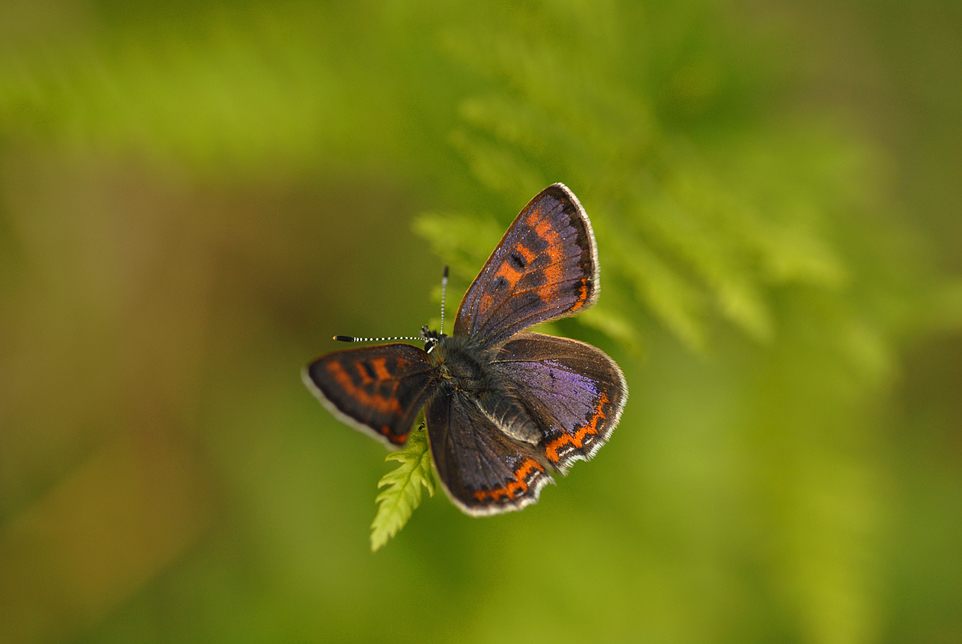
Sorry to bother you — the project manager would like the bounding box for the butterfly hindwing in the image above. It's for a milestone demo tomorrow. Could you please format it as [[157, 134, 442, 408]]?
[[454, 183, 599, 347], [493, 332, 627, 472], [302, 344, 436, 448], [426, 390, 555, 516]]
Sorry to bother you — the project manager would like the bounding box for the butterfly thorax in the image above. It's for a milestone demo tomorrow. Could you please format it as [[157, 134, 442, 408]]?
[[427, 333, 542, 445], [427, 334, 493, 390]]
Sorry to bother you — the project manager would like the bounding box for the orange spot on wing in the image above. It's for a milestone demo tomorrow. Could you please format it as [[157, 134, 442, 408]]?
[[531, 214, 564, 301], [495, 262, 523, 287], [517, 244, 536, 264], [545, 391, 610, 462], [569, 277, 589, 312], [370, 358, 392, 381], [325, 360, 401, 416], [477, 292, 494, 317], [356, 366, 374, 385], [473, 458, 544, 503]]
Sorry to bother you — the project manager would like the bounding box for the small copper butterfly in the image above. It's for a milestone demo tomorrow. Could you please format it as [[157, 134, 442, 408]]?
[[303, 184, 627, 515]]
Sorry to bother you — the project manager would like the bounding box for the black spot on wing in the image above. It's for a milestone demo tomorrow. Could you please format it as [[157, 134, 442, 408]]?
[[361, 362, 377, 381]]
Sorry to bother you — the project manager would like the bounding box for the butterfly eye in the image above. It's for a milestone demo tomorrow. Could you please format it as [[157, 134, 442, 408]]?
[[421, 326, 443, 353]]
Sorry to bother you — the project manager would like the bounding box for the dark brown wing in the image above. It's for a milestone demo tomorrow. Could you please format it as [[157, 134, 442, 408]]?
[[426, 389, 554, 516], [453, 184, 599, 347], [303, 343, 436, 448]]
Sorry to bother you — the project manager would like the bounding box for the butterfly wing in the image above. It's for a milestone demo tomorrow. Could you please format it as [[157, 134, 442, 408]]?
[[302, 344, 436, 448], [453, 183, 599, 347], [426, 389, 555, 516], [492, 332, 627, 472]]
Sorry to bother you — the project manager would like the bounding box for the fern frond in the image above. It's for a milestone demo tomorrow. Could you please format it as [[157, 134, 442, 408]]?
[[369, 425, 435, 552]]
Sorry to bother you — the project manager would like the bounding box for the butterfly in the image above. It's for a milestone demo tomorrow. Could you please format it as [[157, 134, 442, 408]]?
[[302, 183, 627, 516]]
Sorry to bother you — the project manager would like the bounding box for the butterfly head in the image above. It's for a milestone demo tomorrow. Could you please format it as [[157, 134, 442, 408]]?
[[421, 325, 446, 353]]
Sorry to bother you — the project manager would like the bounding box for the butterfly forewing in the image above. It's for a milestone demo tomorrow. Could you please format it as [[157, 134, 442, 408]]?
[[493, 332, 627, 472], [426, 391, 555, 516], [454, 183, 599, 348], [302, 344, 436, 448]]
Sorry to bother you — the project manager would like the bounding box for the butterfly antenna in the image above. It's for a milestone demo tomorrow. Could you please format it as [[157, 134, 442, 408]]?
[[333, 335, 421, 343], [333, 265, 450, 345], [440, 264, 449, 335]]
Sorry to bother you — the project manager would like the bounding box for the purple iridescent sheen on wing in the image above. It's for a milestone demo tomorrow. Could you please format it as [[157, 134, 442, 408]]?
[[493, 332, 627, 471]]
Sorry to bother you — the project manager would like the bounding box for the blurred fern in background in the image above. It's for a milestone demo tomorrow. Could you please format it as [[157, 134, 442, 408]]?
[[1, 1, 960, 644]]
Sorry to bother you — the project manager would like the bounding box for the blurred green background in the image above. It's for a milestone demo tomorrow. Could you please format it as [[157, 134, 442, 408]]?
[[2, 1, 961, 643]]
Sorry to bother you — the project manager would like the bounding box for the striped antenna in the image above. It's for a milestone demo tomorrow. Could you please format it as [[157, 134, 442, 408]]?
[[333, 335, 421, 343], [333, 265, 451, 345], [440, 265, 449, 335]]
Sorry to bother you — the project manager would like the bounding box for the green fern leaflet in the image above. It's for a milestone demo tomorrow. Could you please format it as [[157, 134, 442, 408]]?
[[369, 425, 436, 552]]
